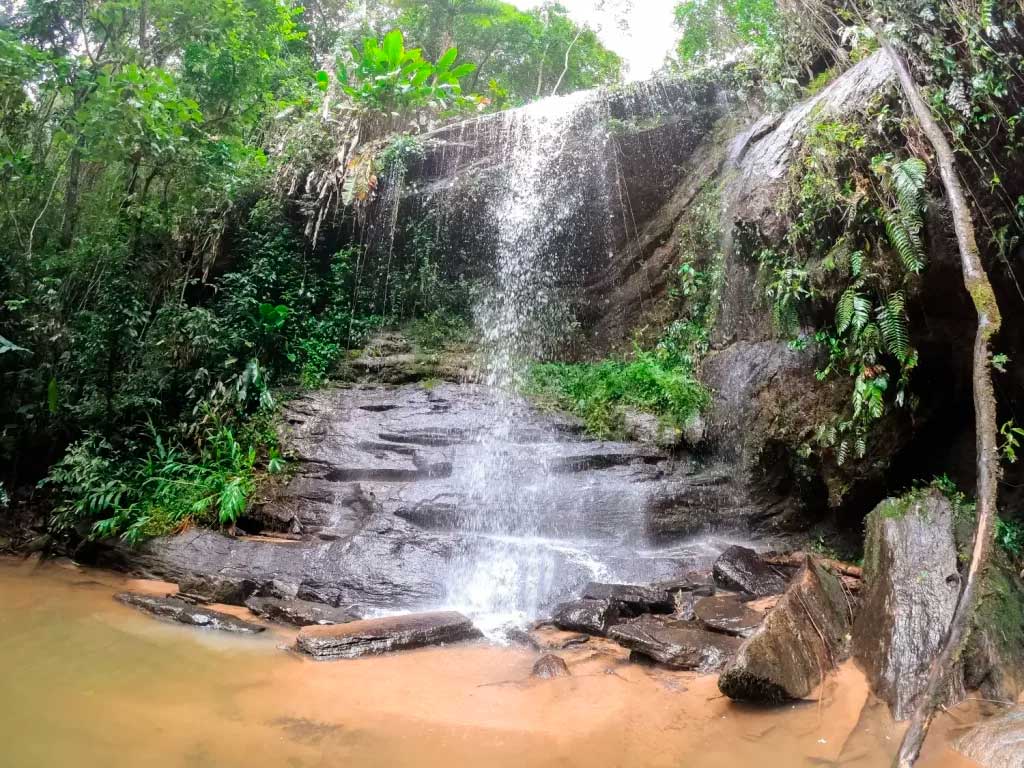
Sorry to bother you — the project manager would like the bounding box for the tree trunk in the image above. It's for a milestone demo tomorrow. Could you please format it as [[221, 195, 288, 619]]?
[[875, 30, 1004, 768], [551, 29, 584, 97]]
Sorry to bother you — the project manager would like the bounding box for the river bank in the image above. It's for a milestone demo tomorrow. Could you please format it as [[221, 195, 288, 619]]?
[[0, 555, 989, 768]]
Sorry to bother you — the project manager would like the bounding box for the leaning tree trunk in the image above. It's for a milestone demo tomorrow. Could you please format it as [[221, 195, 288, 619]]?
[[875, 30, 1004, 768]]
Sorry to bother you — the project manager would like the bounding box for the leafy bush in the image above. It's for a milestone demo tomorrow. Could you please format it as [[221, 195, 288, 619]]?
[[526, 353, 708, 438], [330, 30, 477, 114], [47, 413, 285, 545]]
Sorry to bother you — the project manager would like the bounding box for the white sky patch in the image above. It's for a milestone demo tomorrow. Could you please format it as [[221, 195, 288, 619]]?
[[513, 0, 679, 81]]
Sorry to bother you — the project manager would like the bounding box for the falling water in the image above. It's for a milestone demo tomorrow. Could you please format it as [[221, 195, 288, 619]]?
[[442, 90, 615, 634]]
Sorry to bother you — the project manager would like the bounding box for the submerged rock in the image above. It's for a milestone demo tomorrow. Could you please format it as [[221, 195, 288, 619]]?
[[532, 654, 571, 679], [115, 592, 266, 634], [712, 545, 787, 596], [609, 616, 741, 671], [852, 491, 964, 720], [693, 594, 763, 638], [244, 596, 358, 627], [551, 598, 623, 636], [718, 557, 849, 703], [582, 582, 675, 615], [295, 611, 480, 659], [955, 707, 1024, 768], [178, 574, 258, 605]]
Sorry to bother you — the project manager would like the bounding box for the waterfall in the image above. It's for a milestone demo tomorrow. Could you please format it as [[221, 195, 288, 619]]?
[[441, 90, 615, 635]]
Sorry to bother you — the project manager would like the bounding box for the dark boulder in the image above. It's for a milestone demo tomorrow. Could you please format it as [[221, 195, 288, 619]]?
[[582, 582, 675, 615], [718, 557, 850, 702], [955, 706, 1024, 768], [609, 616, 741, 671], [694, 594, 763, 638], [532, 654, 571, 679], [244, 596, 358, 627], [712, 545, 788, 596], [115, 592, 266, 634], [551, 598, 623, 636], [295, 611, 480, 659], [852, 491, 964, 720], [178, 574, 258, 605]]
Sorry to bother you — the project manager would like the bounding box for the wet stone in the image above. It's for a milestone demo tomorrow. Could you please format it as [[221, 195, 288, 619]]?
[[115, 592, 266, 634], [609, 616, 741, 671], [718, 557, 851, 703], [296, 611, 481, 660], [244, 596, 359, 627], [712, 545, 788, 597], [532, 654, 571, 679], [178, 574, 258, 606], [955, 706, 1024, 768], [551, 598, 622, 636], [581, 582, 674, 615], [694, 594, 764, 638]]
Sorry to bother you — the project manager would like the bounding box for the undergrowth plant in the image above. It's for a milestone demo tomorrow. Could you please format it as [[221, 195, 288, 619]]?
[[755, 114, 929, 466]]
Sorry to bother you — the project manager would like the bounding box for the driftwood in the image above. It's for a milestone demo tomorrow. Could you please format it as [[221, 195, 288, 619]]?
[[873, 28, 1004, 768], [763, 552, 863, 580]]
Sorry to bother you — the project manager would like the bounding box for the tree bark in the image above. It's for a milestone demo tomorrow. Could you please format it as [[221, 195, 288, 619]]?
[[875, 29, 1003, 768], [551, 28, 584, 97]]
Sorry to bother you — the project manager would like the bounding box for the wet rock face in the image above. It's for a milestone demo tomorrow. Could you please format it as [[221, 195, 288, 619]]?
[[718, 557, 850, 703], [244, 596, 359, 627], [295, 611, 480, 660], [115, 593, 266, 634], [712, 545, 788, 596], [532, 654, 571, 679], [955, 707, 1024, 768], [609, 616, 741, 672], [552, 598, 623, 636], [693, 595, 763, 638], [581, 582, 675, 616], [852, 491, 964, 720], [94, 382, 755, 624]]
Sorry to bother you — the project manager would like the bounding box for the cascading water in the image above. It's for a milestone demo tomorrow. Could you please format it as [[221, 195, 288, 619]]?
[[441, 90, 616, 634]]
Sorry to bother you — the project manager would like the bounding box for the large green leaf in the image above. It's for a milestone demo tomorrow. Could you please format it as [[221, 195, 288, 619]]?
[[382, 30, 405, 69]]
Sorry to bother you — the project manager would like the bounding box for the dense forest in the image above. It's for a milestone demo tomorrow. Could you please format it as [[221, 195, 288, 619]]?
[[4, 1, 1024, 765], [0, 0, 626, 537]]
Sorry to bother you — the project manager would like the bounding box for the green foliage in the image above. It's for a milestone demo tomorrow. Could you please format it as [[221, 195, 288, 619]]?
[[526, 352, 708, 439], [996, 518, 1024, 558], [47, 412, 285, 544], [673, 0, 780, 66], [334, 29, 478, 113], [999, 420, 1024, 464]]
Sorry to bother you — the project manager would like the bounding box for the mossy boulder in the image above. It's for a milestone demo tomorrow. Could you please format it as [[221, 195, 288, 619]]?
[[853, 490, 964, 720], [718, 556, 850, 702]]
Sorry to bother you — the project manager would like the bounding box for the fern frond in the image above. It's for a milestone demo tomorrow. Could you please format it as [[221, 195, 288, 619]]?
[[893, 158, 926, 214], [836, 439, 849, 466], [850, 250, 864, 278], [855, 436, 867, 458], [861, 322, 881, 348], [852, 294, 872, 333], [879, 291, 910, 359], [884, 208, 925, 274], [980, 0, 995, 30], [836, 288, 856, 334]]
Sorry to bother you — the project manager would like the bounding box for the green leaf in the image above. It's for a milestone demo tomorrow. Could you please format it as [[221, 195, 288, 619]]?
[[315, 70, 330, 91], [0, 334, 28, 354], [382, 30, 404, 69], [435, 47, 459, 73]]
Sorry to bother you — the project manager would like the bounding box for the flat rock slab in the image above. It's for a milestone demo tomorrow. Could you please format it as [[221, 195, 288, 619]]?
[[115, 592, 266, 634], [609, 616, 741, 671], [552, 598, 622, 636], [713, 545, 787, 597], [956, 707, 1024, 768], [718, 557, 850, 703], [245, 596, 359, 627], [296, 611, 480, 659], [694, 594, 763, 637], [582, 582, 674, 615]]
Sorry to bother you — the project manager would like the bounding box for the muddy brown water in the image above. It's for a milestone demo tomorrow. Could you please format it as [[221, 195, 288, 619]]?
[[0, 557, 984, 768]]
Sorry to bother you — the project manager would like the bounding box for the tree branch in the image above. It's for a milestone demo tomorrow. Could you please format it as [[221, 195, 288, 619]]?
[[873, 26, 1004, 768]]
